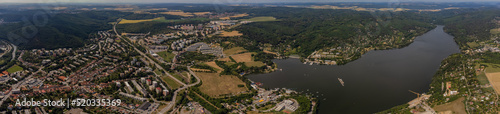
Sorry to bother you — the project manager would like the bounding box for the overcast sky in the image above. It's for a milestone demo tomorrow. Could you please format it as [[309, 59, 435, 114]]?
[[1, 0, 500, 3]]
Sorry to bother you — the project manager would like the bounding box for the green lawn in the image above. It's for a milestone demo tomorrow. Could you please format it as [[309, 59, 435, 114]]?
[[466, 42, 480, 48], [6, 65, 23, 73], [240, 16, 279, 22], [157, 51, 175, 62], [161, 76, 181, 89], [477, 72, 490, 85], [170, 72, 185, 82]]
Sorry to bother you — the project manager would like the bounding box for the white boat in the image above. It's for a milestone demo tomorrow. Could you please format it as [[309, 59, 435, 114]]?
[[338, 78, 344, 86]]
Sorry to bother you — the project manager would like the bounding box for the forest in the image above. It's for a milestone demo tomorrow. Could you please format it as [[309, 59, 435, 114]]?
[[235, 7, 435, 57]]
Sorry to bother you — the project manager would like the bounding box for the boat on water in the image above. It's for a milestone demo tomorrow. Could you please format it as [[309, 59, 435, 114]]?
[[338, 78, 344, 86]]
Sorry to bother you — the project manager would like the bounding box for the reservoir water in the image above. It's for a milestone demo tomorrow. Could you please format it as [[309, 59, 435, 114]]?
[[246, 26, 460, 113]]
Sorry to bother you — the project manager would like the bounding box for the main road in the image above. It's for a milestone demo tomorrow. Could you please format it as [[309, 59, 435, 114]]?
[[112, 19, 201, 113], [0, 67, 44, 106]]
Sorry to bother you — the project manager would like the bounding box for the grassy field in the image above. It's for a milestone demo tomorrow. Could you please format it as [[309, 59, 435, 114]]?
[[223, 47, 247, 56], [6, 65, 23, 73], [432, 97, 466, 114], [119, 17, 165, 24], [170, 72, 185, 82], [482, 63, 500, 73], [157, 51, 175, 62], [156, 69, 182, 89], [466, 42, 480, 48], [194, 72, 248, 97], [161, 75, 182, 89], [219, 31, 243, 37], [240, 16, 278, 22], [204, 61, 223, 73], [490, 28, 500, 35], [477, 72, 490, 85], [230, 52, 255, 63]]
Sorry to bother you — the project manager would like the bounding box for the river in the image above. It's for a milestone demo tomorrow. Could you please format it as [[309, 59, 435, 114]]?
[[246, 25, 460, 113]]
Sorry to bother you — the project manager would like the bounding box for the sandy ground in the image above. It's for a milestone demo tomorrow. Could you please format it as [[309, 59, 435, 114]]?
[[432, 97, 467, 114], [486, 72, 500, 94]]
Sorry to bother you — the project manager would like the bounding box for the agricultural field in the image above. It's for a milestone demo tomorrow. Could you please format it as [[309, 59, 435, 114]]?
[[193, 72, 248, 97], [223, 47, 247, 56], [159, 11, 194, 17], [432, 97, 466, 114], [486, 72, 500, 94], [6, 65, 23, 73], [193, 12, 211, 15], [119, 17, 165, 24], [240, 16, 278, 22], [220, 13, 249, 20], [219, 31, 243, 37]]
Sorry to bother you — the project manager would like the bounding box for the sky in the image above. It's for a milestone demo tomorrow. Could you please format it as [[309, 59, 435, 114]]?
[[1, 0, 500, 3]]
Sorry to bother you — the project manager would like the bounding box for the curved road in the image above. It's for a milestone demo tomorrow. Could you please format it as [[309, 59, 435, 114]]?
[[112, 19, 201, 113], [159, 66, 200, 114]]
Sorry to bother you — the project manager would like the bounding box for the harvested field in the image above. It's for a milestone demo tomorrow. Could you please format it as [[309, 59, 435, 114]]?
[[160, 11, 194, 17], [223, 47, 247, 56], [220, 31, 243, 37], [193, 12, 210, 15], [432, 97, 466, 114], [486, 72, 500, 94], [194, 72, 248, 97], [119, 17, 164, 24]]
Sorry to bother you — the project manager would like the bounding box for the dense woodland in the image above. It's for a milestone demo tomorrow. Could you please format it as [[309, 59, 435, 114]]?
[[235, 7, 435, 57]]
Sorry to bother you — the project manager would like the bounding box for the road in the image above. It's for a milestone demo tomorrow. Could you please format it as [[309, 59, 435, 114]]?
[[0, 67, 44, 106], [160, 66, 201, 114], [112, 18, 186, 87], [112, 19, 201, 113], [11, 43, 16, 61], [0, 40, 12, 58]]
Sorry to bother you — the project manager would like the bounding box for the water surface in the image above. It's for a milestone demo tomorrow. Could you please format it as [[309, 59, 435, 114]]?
[[247, 26, 460, 113]]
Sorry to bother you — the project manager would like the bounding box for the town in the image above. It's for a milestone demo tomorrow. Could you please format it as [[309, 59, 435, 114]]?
[[0, 9, 316, 114]]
